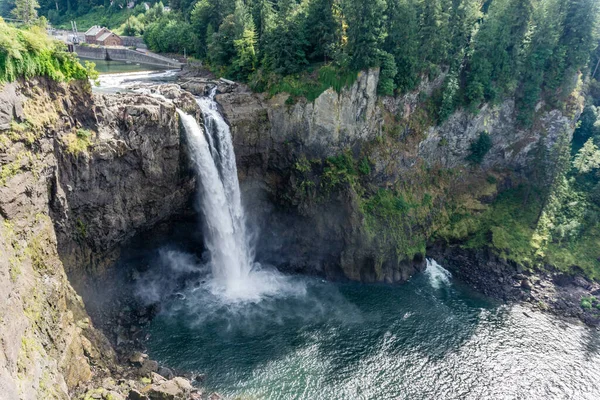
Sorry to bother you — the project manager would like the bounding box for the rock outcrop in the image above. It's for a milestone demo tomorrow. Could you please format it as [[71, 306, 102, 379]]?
[[0, 78, 196, 399], [0, 78, 116, 399], [188, 68, 582, 283], [52, 91, 195, 289]]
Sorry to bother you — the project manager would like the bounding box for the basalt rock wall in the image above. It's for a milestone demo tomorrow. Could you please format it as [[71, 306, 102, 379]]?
[[190, 69, 581, 283]]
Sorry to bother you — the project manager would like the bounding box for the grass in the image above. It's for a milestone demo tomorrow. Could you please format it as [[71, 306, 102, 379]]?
[[0, 19, 91, 83], [250, 65, 359, 103], [63, 128, 93, 155]]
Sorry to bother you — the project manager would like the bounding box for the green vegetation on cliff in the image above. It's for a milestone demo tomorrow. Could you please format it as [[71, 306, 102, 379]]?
[[0, 18, 92, 82]]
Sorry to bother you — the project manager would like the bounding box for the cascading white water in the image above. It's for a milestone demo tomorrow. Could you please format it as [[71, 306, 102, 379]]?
[[178, 88, 301, 302], [196, 88, 247, 247], [424, 259, 452, 289]]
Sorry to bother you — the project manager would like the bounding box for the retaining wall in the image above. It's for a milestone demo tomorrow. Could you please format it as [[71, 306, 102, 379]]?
[[74, 46, 183, 68]]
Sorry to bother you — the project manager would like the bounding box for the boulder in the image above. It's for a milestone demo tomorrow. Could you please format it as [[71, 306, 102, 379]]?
[[157, 367, 174, 380], [521, 279, 533, 291], [138, 359, 159, 376], [129, 352, 148, 367], [142, 377, 194, 400], [127, 389, 149, 400]]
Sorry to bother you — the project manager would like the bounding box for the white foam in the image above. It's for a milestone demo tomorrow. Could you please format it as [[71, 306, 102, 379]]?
[[424, 259, 452, 289]]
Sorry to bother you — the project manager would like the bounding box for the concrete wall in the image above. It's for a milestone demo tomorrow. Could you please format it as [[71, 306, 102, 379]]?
[[74, 46, 183, 68]]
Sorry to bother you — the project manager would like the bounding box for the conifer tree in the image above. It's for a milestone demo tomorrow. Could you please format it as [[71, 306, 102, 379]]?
[[384, 0, 420, 92], [417, 0, 452, 66], [304, 0, 337, 62], [343, 0, 387, 71], [262, 0, 309, 74]]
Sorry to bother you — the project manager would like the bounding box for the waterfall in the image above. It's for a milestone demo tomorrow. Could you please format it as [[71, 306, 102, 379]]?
[[178, 88, 299, 302]]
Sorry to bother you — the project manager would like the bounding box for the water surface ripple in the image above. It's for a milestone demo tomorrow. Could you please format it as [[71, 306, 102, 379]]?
[[146, 263, 600, 400]]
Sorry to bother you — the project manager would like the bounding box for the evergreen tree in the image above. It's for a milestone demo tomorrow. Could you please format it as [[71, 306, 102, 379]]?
[[417, 0, 452, 67], [464, 0, 534, 107], [516, 0, 562, 126], [191, 0, 235, 56], [251, 0, 275, 38], [544, 0, 599, 97], [384, 0, 420, 92], [262, 0, 309, 74], [343, 0, 387, 71], [207, 14, 238, 68], [230, 0, 258, 79], [574, 138, 600, 174], [377, 51, 397, 95], [448, 0, 482, 68], [304, 0, 338, 62]]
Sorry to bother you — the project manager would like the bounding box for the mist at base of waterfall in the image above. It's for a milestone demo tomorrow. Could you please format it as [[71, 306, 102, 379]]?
[[144, 260, 600, 400]]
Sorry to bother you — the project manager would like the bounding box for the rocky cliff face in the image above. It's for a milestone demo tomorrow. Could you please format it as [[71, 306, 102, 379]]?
[[0, 69, 584, 396], [0, 79, 196, 399], [52, 89, 196, 289], [184, 68, 581, 284], [0, 79, 116, 399]]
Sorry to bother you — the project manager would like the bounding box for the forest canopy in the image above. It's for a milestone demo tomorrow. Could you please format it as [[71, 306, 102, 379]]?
[[33, 0, 600, 120]]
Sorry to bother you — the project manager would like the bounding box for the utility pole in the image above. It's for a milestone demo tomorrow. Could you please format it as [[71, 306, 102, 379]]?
[[593, 56, 600, 80]]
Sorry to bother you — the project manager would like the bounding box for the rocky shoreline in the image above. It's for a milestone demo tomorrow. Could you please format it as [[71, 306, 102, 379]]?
[[432, 246, 600, 328]]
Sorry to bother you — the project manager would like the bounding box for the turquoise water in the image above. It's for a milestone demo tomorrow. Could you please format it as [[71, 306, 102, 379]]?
[[145, 265, 600, 400]]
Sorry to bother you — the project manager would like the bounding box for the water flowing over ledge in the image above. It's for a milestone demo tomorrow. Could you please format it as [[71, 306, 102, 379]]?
[[177, 88, 304, 303]]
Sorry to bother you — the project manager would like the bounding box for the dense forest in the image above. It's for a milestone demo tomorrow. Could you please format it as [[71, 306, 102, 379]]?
[[28, 0, 600, 125]]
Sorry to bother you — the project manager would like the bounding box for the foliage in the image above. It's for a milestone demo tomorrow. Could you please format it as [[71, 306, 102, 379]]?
[[0, 20, 90, 82], [64, 128, 93, 155], [37, 0, 600, 109], [251, 64, 357, 103], [144, 17, 198, 54], [573, 139, 600, 174], [581, 296, 595, 310], [466, 131, 492, 165], [377, 51, 397, 96], [12, 0, 40, 23]]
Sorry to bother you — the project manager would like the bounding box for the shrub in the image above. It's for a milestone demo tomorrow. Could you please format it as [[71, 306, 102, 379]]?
[[466, 131, 493, 165], [581, 296, 594, 310], [0, 20, 90, 83]]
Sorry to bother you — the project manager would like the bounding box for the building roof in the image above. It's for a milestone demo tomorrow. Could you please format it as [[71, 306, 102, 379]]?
[[85, 26, 104, 37], [97, 31, 121, 42]]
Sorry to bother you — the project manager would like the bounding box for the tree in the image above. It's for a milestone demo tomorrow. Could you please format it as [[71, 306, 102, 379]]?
[[250, 0, 275, 38], [262, 1, 309, 74], [448, 0, 482, 68], [515, 0, 562, 126], [573, 139, 600, 174], [417, 0, 452, 66], [377, 51, 397, 95], [343, 0, 387, 70], [544, 0, 599, 97], [384, 0, 420, 92], [230, 0, 258, 79], [304, 0, 338, 62], [12, 0, 40, 23], [464, 0, 534, 107], [191, 0, 235, 57]]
